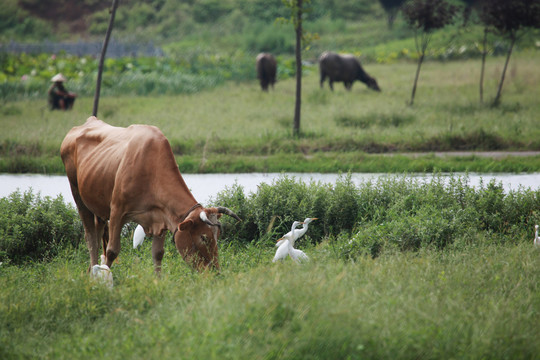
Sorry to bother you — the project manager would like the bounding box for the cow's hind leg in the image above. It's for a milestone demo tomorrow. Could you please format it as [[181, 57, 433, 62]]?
[[320, 72, 326, 88], [96, 217, 108, 261], [70, 187, 101, 271]]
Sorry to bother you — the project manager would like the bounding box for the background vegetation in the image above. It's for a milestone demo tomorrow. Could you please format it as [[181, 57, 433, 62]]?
[[2, 54, 540, 174], [1, 1, 540, 358], [1, 177, 539, 359]]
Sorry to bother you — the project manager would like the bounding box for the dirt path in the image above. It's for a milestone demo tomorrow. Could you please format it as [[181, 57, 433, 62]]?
[[381, 151, 540, 158]]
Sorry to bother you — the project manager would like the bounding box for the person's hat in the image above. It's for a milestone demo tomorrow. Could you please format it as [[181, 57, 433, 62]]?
[[51, 73, 66, 82]]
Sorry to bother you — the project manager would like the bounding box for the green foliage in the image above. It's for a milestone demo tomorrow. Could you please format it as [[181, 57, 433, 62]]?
[[0, 237, 538, 359], [0, 0, 53, 41], [0, 52, 257, 100], [213, 174, 540, 257], [0, 190, 83, 264]]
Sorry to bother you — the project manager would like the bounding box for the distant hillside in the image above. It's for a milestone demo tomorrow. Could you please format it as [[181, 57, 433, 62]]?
[[1, 0, 381, 43], [1, 0, 538, 63]]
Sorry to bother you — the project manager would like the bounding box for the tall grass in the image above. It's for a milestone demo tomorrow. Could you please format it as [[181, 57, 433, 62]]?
[[1, 240, 538, 359], [1, 175, 539, 358]]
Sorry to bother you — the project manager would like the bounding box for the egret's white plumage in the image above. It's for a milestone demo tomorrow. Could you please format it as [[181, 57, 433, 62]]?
[[273, 219, 314, 263], [273, 239, 291, 262], [290, 248, 309, 262], [91, 263, 113, 288], [275, 218, 317, 247], [273, 239, 310, 263], [534, 224, 540, 248], [133, 224, 146, 249]]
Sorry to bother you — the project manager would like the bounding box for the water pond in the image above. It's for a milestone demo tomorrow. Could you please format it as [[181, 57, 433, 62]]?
[[1, 173, 539, 206]]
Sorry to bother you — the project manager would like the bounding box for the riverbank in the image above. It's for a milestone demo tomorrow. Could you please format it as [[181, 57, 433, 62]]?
[[3, 151, 540, 175]]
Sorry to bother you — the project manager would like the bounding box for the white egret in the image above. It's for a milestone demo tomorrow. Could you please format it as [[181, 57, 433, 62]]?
[[273, 239, 310, 263], [273, 220, 311, 263], [91, 263, 113, 288], [275, 218, 317, 247], [133, 224, 146, 249], [534, 224, 540, 248]]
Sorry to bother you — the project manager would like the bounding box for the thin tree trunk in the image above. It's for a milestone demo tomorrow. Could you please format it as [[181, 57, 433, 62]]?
[[92, 0, 119, 117], [493, 35, 515, 106], [410, 52, 424, 106], [293, 0, 302, 137], [479, 27, 488, 103]]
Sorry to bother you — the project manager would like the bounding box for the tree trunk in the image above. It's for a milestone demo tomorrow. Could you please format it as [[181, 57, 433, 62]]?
[[410, 52, 424, 106], [479, 27, 488, 103], [293, 0, 302, 137], [92, 0, 119, 117], [493, 35, 515, 107]]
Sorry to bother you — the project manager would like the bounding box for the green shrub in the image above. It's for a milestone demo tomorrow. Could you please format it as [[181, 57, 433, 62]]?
[[0, 190, 83, 264], [212, 174, 540, 257]]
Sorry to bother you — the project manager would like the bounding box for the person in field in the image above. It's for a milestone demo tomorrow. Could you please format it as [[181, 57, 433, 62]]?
[[48, 73, 77, 110]]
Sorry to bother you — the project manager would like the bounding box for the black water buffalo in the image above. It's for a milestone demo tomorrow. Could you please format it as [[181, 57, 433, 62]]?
[[256, 53, 277, 91], [319, 51, 381, 92]]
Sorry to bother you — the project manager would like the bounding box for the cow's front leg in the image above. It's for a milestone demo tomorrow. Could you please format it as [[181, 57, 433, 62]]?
[[152, 234, 165, 274], [105, 214, 123, 268]]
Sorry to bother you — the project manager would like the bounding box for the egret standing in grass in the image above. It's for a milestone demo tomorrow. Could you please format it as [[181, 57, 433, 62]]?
[[91, 262, 113, 288], [273, 219, 317, 263], [534, 224, 540, 248], [133, 224, 146, 249], [275, 218, 318, 248]]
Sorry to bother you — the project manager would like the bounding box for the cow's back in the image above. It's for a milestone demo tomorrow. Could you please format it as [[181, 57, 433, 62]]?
[[60, 116, 171, 219], [319, 52, 358, 82]]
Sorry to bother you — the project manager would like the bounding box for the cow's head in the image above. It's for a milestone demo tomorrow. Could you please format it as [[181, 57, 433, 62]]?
[[366, 76, 381, 92], [174, 207, 240, 271]]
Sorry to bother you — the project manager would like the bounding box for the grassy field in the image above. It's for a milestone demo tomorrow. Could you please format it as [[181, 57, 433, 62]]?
[[1, 52, 540, 173], [1, 239, 539, 359]]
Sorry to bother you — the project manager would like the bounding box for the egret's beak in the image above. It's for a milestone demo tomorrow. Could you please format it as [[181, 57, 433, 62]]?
[[277, 237, 284, 242], [311, 218, 318, 221]]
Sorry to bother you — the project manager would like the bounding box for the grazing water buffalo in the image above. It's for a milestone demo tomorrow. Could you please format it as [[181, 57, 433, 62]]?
[[319, 51, 381, 92], [60, 116, 241, 273], [256, 53, 277, 91]]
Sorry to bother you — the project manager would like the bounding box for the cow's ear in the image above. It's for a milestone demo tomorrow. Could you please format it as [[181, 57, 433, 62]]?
[[179, 219, 193, 231]]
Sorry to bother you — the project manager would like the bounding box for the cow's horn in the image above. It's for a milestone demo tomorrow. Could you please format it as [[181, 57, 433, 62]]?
[[199, 211, 219, 227], [217, 207, 242, 222]]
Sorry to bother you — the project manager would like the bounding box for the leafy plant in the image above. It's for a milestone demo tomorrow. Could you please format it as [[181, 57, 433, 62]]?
[[0, 190, 83, 263]]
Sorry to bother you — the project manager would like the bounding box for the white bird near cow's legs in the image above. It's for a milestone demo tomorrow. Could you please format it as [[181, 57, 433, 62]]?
[[534, 224, 540, 248], [91, 263, 113, 288], [133, 224, 146, 249]]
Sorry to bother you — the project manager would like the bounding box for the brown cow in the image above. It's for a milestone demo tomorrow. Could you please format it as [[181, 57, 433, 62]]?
[[319, 51, 381, 92], [60, 116, 240, 273], [256, 53, 277, 91]]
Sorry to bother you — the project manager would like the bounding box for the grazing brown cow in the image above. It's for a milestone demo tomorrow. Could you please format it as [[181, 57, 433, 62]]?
[[256, 53, 277, 91], [319, 51, 381, 92], [60, 116, 240, 273]]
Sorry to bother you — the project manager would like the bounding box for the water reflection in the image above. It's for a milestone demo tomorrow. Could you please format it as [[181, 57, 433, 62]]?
[[0, 173, 539, 206]]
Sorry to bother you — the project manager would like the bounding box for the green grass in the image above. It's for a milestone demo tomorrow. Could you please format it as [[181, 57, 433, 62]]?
[[1, 240, 539, 359], [1, 53, 540, 173]]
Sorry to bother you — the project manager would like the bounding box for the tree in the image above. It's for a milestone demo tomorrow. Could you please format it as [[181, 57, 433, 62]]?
[[378, 0, 407, 29], [478, 0, 540, 106], [279, 0, 317, 137], [19, 0, 110, 32], [402, 0, 458, 106], [93, 0, 120, 117]]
